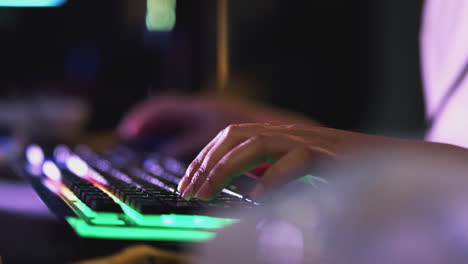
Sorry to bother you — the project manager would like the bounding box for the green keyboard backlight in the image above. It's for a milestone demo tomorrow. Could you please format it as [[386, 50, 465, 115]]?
[[53, 181, 239, 242], [66, 217, 215, 242]]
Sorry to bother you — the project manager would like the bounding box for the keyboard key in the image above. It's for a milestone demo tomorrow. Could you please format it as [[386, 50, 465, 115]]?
[[51, 144, 259, 217], [88, 198, 122, 212], [133, 200, 167, 214]]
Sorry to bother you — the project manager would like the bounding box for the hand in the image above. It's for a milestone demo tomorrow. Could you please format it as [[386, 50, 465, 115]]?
[[177, 123, 375, 200], [118, 94, 314, 158], [177, 121, 468, 201]]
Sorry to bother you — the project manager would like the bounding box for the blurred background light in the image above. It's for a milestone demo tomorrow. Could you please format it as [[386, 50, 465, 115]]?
[[26, 144, 44, 167], [0, 0, 66, 7], [42, 161, 61, 181], [66, 155, 89, 178], [146, 0, 176, 32]]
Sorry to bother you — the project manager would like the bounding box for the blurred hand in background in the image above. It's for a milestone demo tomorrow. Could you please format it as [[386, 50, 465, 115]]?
[[118, 94, 315, 159]]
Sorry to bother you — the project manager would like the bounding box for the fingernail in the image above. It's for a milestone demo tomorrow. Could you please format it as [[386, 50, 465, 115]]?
[[250, 183, 265, 199], [182, 185, 194, 200], [177, 177, 189, 193]]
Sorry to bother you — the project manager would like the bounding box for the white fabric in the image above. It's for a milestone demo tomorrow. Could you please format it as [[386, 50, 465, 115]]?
[[421, 0, 468, 147]]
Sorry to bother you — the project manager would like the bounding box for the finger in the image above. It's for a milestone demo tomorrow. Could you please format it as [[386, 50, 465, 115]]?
[[177, 131, 223, 193], [182, 124, 266, 199], [177, 134, 219, 193], [194, 133, 301, 200], [250, 146, 330, 198]]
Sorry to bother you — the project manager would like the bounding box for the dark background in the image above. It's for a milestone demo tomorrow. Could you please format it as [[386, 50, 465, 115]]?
[[0, 0, 426, 137], [0, 1, 427, 262], [228, 0, 425, 137]]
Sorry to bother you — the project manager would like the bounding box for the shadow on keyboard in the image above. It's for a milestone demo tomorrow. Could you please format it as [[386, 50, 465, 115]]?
[[14, 144, 259, 243]]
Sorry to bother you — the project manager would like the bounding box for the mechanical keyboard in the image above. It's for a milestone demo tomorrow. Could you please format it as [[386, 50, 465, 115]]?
[[15, 144, 259, 242]]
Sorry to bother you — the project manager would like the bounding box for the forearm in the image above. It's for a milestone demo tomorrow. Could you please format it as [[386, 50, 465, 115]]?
[[330, 127, 468, 163]]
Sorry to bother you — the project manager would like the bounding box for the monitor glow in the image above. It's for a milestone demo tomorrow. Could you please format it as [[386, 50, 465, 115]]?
[[0, 0, 66, 7]]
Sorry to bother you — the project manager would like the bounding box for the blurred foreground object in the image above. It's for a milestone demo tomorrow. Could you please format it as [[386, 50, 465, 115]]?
[[197, 147, 468, 264], [0, 181, 52, 217]]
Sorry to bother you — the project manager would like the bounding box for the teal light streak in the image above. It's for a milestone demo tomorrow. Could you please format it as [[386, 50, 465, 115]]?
[[118, 196, 238, 229], [66, 217, 215, 242], [55, 179, 238, 241], [0, 0, 66, 7], [297, 174, 328, 186]]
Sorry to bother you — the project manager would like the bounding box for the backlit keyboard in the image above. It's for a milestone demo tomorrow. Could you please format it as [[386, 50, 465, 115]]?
[[17, 144, 259, 242]]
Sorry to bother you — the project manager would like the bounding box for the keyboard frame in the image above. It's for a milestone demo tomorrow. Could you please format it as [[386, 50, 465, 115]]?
[[16, 145, 258, 243]]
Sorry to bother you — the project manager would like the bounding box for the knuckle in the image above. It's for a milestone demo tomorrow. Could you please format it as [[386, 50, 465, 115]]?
[[189, 158, 201, 169], [191, 171, 205, 186], [187, 159, 202, 174], [224, 123, 261, 136], [214, 128, 225, 139], [190, 165, 208, 185], [190, 177, 197, 185], [190, 173, 199, 184], [224, 124, 242, 136], [196, 163, 208, 176]]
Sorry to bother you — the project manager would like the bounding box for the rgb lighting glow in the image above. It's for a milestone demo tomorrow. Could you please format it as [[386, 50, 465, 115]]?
[[0, 0, 66, 7], [49, 172, 239, 229], [42, 161, 61, 181], [66, 217, 215, 242], [66, 152, 108, 185], [39, 149, 243, 242], [66, 155, 89, 178], [297, 174, 328, 187], [221, 188, 243, 199], [42, 180, 238, 242], [26, 144, 44, 167], [54, 145, 71, 165]]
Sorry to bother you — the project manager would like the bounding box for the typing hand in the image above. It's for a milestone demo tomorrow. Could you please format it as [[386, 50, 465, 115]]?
[[176, 123, 361, 201]]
